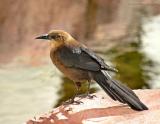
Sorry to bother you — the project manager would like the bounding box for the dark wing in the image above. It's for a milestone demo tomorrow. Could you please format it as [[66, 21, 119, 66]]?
[[57, 45, 117, 72], [57, 46, 100, 71], [81, 47, 118, 72]]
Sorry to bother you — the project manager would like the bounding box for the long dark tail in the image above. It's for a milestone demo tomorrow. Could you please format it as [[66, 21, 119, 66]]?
[[92, 71, 148, 111]]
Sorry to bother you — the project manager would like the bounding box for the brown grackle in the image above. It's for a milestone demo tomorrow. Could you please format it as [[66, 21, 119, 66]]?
[[36, 30, 148, 111]]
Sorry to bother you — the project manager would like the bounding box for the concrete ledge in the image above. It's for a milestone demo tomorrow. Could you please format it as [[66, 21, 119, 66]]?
[[26, 89, 160, 124]]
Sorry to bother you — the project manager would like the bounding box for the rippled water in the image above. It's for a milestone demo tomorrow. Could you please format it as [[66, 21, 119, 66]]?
[[0, 63, 62, 124], [0, 16, 160, 124]]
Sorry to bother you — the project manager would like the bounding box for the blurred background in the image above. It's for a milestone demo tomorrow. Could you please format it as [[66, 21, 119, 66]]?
[[0, 0, 160, 124]]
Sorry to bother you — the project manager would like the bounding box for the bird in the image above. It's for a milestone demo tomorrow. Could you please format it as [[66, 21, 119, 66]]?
[[36, 30, 148, 111]]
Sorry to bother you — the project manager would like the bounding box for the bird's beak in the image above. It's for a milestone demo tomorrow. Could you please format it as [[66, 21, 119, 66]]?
[[35, 34, 49, 40]]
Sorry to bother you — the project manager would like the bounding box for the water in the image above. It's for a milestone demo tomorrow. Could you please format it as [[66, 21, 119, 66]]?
[[141, 16, 160, 88], [0, 15, 160, 124], [0, 63, 61, 124]]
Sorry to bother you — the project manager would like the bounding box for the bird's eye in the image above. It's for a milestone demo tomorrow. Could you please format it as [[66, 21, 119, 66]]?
[[55, 35, 60, 38], [50, 35, 60, 39], [49, 34, 65, 41]]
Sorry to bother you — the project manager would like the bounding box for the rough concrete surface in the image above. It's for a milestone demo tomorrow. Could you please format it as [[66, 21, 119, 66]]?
[[26, 89, 160, 124]]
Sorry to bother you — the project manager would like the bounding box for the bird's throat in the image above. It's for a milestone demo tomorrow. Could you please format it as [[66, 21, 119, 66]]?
[[49, 41, 64, 51]]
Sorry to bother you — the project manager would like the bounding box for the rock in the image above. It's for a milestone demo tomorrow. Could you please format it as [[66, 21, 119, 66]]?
[[26, 89, 160, 124]]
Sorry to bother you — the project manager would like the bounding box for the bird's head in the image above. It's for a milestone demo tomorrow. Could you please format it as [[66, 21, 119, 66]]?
[[35, 30, 73, 43]]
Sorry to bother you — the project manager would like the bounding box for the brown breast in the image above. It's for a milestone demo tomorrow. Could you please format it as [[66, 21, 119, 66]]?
[[50, 46, 90, 82]]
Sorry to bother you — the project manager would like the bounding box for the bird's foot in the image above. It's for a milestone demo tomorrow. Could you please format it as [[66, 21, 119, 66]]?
[[62, 98, 83, 105], [87, 94, 96, 99], [78, 93, 96, 99], [72, 100, 83, 105]]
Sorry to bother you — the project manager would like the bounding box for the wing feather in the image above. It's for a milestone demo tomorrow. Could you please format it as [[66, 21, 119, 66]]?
[[81, 47, 118, 72], [57, 45, 117, 72], [57, 46, 100, 71]]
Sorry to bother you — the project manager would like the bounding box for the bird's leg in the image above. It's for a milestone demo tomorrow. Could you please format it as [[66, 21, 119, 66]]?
[[71, 82, 83, 104], [86, 81, 91, 95], [75, 82, 81, 96], [63, 82, 83, 105], [78, 81, 96, 99], [87, 82, 96, 99]]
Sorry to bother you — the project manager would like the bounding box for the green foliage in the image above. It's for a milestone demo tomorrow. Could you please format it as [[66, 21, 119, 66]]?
[[113, 50, 149, 89]]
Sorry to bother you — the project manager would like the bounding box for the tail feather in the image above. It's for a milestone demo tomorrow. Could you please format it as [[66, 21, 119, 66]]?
[[98, 80, 125, 103], [93, 71, 148, 111], [112, 79, 139, 99]]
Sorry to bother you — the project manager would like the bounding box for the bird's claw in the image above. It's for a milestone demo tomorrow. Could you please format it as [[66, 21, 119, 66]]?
[[72, 100, 83, 105], [78, 93, 96, 99], [62, 98, 83, 105], [87, 94, 96, 99]]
